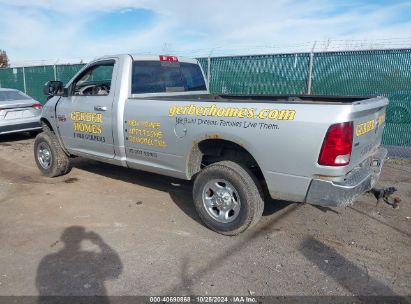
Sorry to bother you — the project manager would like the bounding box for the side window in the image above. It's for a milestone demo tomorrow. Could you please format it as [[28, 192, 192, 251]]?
[[180, 63, 207, 91], [72, 61, 114, 96]]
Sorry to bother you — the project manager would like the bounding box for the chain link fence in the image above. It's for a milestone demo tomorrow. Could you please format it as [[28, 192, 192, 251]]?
[[198, 49, 411, 158], [311, 50, 411, 151], [0, 64, 85, 103], [1, 49, 410, 157]]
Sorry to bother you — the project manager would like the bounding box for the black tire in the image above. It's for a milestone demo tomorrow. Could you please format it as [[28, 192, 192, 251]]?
[[193, 161, 264, 235], [34, 130, 71, 177]]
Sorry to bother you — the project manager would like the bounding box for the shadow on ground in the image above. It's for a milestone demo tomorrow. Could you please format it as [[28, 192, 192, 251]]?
[[68, 158, 300, 296], [0, 131, 38, 144], [167, 203, 301, 294], [71, 158, 293, 226], [36, 226, 122, 303], [299, 236, 397, 297]]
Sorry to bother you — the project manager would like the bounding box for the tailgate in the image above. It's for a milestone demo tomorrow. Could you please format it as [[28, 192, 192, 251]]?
[[350, 97, 389, 166]]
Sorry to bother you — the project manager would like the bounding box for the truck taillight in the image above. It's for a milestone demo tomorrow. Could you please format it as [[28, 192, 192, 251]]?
[[159, 55, 178, 62], [32, 103, 43, 110], [318, 122, 353, 166]]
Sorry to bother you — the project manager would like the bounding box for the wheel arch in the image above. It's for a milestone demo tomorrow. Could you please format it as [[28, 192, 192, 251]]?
[[40, 117, 70, 156], [40, 117, 54, 132], [186, 138, 268, 195]]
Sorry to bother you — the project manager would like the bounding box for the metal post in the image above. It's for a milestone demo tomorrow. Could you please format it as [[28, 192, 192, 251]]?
[[306, 41, 316, 95], [207, 55, 211, 91], [207, 57, 211, 89], [22, 66, 27, 94], [207, 48, 215, 91], [53, 64, 57, 80]]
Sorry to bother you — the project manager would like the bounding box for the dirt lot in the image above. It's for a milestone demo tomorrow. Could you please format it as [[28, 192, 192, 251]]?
[[0, 133, 410, 297]]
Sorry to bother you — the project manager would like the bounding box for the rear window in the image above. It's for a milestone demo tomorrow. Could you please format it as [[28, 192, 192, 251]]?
[[0, 90, 30, 101], [132, 61, 207, 94]]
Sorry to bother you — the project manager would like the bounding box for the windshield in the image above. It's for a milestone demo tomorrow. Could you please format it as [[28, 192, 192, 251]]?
[[0, 90, 31, 101], [132, 61, 207, 94]]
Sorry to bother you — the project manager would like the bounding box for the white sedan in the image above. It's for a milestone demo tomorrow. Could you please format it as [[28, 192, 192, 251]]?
[[0, 88, 42, 135]]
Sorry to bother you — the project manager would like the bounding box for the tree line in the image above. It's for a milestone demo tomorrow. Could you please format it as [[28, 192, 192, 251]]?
[[0, 50, 9, 68]]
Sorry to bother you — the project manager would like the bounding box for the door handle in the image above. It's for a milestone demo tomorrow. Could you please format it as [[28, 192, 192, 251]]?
[[94, 106, 107, 111]]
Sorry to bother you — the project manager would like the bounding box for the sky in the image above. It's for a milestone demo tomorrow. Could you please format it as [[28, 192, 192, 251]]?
[[1, 0, 411, 64]]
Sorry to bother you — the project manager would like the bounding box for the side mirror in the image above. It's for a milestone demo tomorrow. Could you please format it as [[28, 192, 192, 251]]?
[[43, 80, 64, 96]]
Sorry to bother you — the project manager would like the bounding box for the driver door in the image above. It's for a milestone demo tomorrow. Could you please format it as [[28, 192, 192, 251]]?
[[56, 59, 117, 159]]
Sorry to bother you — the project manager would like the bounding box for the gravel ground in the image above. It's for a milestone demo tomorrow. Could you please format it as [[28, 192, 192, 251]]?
[[0, 132, 410, 297]]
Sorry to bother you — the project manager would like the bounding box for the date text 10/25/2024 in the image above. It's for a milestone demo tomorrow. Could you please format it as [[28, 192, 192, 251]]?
[[149, 296, 258, 303]]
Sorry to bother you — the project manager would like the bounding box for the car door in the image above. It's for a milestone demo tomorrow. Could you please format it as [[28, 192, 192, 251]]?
[[56, 59, 117, 159]]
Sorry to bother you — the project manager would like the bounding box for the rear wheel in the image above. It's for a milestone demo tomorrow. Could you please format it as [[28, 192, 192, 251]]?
[[193, 161, 264, 235], [34, 130, 71, 177]]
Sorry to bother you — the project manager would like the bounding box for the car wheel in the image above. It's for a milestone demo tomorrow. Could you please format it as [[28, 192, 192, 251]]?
[[193, 160, 264, 235], [34, 131, 71, 177]]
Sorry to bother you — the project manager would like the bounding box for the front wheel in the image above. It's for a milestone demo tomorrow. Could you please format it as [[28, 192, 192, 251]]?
[[193, 161, 264, 235], [34, 131, 71, 177]]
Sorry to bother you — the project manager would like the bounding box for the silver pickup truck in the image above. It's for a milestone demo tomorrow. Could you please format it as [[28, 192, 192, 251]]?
[[35, 54, 388, 235]]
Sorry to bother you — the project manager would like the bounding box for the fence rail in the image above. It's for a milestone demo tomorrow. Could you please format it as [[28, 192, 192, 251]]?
[[0, 49, 410, 154]]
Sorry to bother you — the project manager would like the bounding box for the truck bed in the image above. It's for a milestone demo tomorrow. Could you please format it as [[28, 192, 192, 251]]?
[[133, 93, 378, 104]]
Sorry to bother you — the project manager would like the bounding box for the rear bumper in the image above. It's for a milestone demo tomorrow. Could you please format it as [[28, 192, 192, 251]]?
[[0, 119, 41, 135], [305, 147, 387, 207]]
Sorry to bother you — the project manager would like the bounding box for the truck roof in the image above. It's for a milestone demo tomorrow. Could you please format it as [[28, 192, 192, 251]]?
[[130, 54, 198, 64], [94, 54, 198, 64]]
